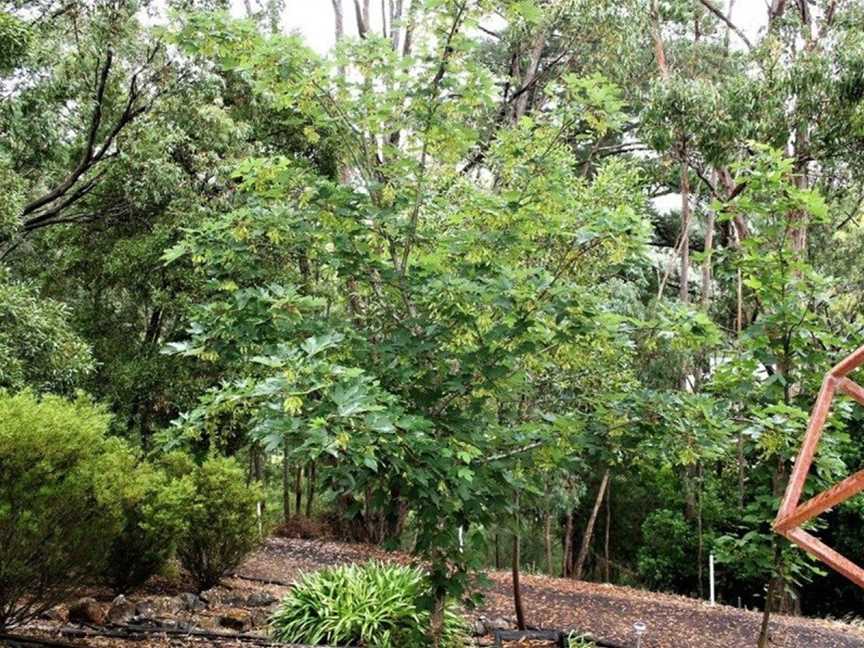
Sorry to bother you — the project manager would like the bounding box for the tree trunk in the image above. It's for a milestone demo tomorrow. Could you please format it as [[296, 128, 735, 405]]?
[[331, 0, 344, 39], [513, 28, 546, 121], [305, 461, 316, 517], [758, 541, 783, 648], [758, 577, 774, 648], [512, 533, 526, 630], [429, 592, 445, 648], [683, 463, 698, 521], [544, 511, 553, 576], [562, 509, 574, 577], [494, 531, 501, 570], [650, 0, 669, 79], [701, 209, 715, 306], [282, 447, 291, 522], [680, 161, 691, 303], [294, 466, 303, 517], [402, 0, 418, 56], [389, 0, 403, 50], [737, 432, 746, 511], [604, 479, 611, 582], [574, 469, 610, 580], [697, 463, 704, 597]]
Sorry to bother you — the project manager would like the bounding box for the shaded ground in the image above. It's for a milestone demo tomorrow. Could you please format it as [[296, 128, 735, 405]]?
[[480, 574, 864, 648], [11, 537, 864, 648]]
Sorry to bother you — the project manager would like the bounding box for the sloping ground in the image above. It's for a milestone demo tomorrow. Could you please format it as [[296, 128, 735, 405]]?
[[11, 537, 864, 648], [242, 538, 864, 648], [480, 573, 864, 648]]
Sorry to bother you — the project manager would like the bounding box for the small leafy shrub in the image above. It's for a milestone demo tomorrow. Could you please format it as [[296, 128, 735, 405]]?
[[0, 392, 129, 628], [176, 456, 261, 591], [104, 462, 194, 592], [269, 562, 466, 648]]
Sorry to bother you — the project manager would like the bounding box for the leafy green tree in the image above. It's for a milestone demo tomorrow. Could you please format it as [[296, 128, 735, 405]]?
[[0, 279, 93, 392], [164, 6, 651, 640]]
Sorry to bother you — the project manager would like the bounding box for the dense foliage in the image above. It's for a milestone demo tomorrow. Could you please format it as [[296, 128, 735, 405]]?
[[4, 0, 864, 645], [174, 456, 262, 591], [0, 392, 128, 628], [104, 462, 193, 593]]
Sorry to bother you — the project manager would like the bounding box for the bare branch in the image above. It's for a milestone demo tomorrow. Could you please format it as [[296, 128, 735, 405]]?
[[695, 0, 753, 49], [20, 49, 114, 218]]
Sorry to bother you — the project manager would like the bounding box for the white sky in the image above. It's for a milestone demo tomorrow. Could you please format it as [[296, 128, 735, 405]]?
[[230, 1, 769, 55]]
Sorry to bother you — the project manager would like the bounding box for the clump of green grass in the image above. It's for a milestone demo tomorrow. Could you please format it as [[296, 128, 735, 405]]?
[[269, 562, 466, 647]]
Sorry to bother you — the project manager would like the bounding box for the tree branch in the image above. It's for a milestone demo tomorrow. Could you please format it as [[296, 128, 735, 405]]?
[[695, 0, 753, 49]]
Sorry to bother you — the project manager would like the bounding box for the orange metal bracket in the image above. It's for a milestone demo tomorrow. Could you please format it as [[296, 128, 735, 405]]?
[[774, 344, 864, 588]]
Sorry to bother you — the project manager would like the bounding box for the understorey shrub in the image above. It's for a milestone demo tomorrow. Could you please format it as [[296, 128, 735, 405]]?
[[637, 509, 697, 592], [269, 562, 467, 648], [104, 462, 194, 593], [176, 456, 261, 591], [0, 391, 128, 629]]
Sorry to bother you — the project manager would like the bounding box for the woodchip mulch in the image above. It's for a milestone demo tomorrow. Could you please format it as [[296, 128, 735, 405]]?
[[8, 536, 864, 648]]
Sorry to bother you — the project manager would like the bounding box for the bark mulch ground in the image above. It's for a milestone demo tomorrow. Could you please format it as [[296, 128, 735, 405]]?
[[480, 573, 864, 648], [9, 537, 864, 648]]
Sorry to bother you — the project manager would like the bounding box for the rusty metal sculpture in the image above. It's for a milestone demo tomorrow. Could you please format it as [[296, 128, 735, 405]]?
[[774, 345, 864, 589]]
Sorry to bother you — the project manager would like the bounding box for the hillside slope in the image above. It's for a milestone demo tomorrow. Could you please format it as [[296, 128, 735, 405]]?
[[12, 537, 864, 648], [241, 538, 864, 648]]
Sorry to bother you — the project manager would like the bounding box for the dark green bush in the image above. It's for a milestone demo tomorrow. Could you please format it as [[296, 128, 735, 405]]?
[[269, 562, 466, 648], [0, 392, 128, 629], [104, 462, 194, 592], [176, 456, 261, 591], [637, 509, 697, 592]]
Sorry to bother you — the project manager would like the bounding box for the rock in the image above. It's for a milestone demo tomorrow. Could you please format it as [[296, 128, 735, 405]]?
[[485, 617, 512, 632], [68, 597, 106, 625], [199, 588, 221, 605], [195, 615, 220, 631], [219, 608, 252, 632], [469, 619, 487, 636], [177, 592, 206, 611], [40, 605, 69, 624], [107, 595, 135, 625], [246, 591, 278, 607], [219, 592, 248, 607], [154, 618, 194, 632], [134, 599, 156, 619], [154, 595, 184, 615]]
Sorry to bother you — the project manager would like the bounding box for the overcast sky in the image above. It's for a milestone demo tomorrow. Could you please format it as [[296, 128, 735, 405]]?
[[228, 1, 770, 55]]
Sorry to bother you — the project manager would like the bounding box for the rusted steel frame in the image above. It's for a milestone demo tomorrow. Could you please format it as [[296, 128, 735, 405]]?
[[784, 528, 864, 590], [772, 343, 864, 591], [830, 344, 864, 377], [839, 377, 864, 406], [774, 374, 838, 522], [774, 467, 864, 533]]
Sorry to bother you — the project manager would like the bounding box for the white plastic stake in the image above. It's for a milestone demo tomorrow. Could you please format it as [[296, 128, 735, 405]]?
[[709, 553, 716, 606], [633, 621, 646, 648], [458, 525, 464, 552]]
